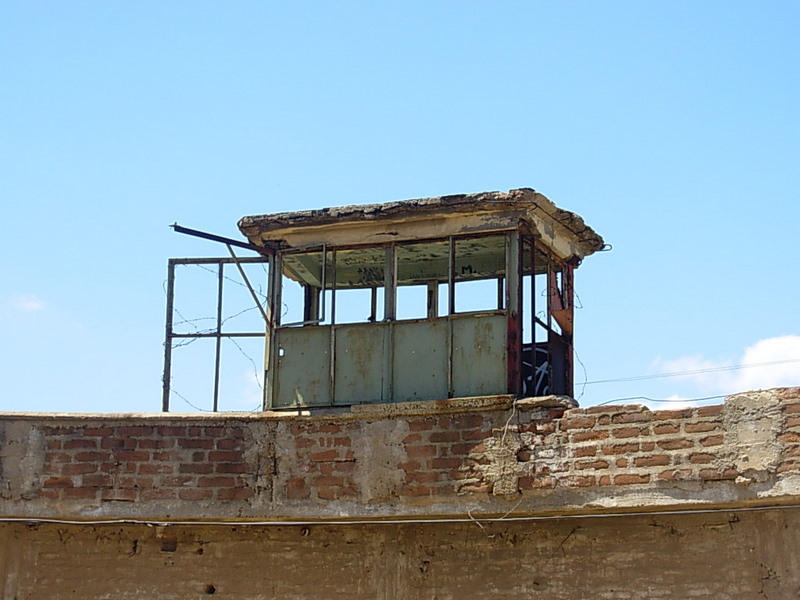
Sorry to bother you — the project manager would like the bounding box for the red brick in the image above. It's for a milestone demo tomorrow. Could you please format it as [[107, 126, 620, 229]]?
[[575, 459, 609, 470], [700, 435, 724, 447], [159, 475, 194, 487], [140, 489, 178, 501], [596, 415, 611, 426], [45, 439, 62, 450], [570, 430, 609, 442], [453, 415, 484, 429], [408, 419, 435, 431], [451, 442, 484, 456], [209, 450, 244, 462], [406, 445, 437, 458], [684, 422, 720, 433], [778, 462, 800, 473], [312, 475, 344, 487], [333, 437, 351, 447], [62, 463, 97, 476], [309, 449, 339, 462], [611, 412, 652, 424], [203, 427, 227, 437], [179, 464, 213, 474], [74, 451, 104, 462], [614, 474, 650, 485], [139, 463, 174, 475], [601, 443, 639, 455], [63, 488, 98, 499], [657, 439, 694, 450], [430, 431, 460, 443], [113, 451, 149, 462], [779, 388, 800, 401], [658, 469, 693, 481], [82, 427, 113, 437], [117, 426, 154, 436], [217, 488, 255, 500], [100, 438, 125, 450], [778, 432, 800, 443], [216, 463, 250, 474], [64, 439, 96, 450], [785, 417, 800, 428], [178, 488, 213, 500], [119, 477, 154, 489], [43, 477, 74, 488], [574, 446, 597, 458], [640, 442, 655, 452], [564, 475, 596, 487], [398, 484, 432, 496], [197, 476, 236, 488], [153, 451, 177, 461], [217, 438, 244, 450], [157, 426, 186, 436], [101, 488, 137, 501], [45, 452, 71, 463], [561, 416, 596, 430], [612, 426, 647, 439], [616, 458, 628, 468], [430, 458, 462, 470], [696, 405, 723, 417], [178, 439, 214, 450], [398, 460, 421, 472], [654, 409, 692, 420], [699, 468, 738, 481], [83, 474, 113, 487], [138, 438, 175, 449], [461, 429, 491, 441], [407, 471, 439, 483], [653, 424, 680, 435], [634, 455, 670, 467]]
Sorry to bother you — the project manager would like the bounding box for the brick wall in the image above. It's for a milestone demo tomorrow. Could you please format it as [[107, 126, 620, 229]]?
[[1, 387, 799, 520]]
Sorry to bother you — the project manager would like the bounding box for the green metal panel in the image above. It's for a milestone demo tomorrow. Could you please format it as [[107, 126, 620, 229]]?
[[392, 319, 448, 402], [334, 323, 387, 404], [451, 314, 507, 397], [274, 326, 332, 408]]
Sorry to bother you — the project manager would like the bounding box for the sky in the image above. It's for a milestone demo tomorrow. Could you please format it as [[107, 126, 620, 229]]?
[[2, 1, 798, 414]]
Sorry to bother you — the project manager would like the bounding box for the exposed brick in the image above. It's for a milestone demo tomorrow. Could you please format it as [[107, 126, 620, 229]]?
[[598, 475, 611, 486], [178, 439, 214, 450], [63, 488, 98, 499], [602, 443, 639, 455], [699, 468, 738, 481], [778, 432, 800, 443], [157, 426, 186, 436], [561, 416, 596, 430], [408, 419, 435, 431], [398, 484, 433, 496], [140, 489, 178, 501], [654, 409, 692, 420], [696, 405, 724, 417], [430, 431, 460, 443], [615, 458, 628, 468], [113, 451, 150, 462], [778, 388, 800, 400], [216, 463, 250, 474], [62, 463, 98, 476], [406, 445, 437, 458], [217, 488, 255, 500], [612, 426, 647, 439], [398, 460, 421, 472], [564, 475, 596, 487], [575, 459, 609, 470], [43, 477, 74, 488], [574, 446, 597, 458], [209, 450, 244, 462], [700, 435, 724, 447], [690, 453, 716, 464], [614, 474, 650, 485], [178, 488, 213, 500], [64, 439, 96, 450], [139, 463, 174, 475], [198, 476, 237, 488], [611, 412, 652, 424], [461, 429, 491, 441], [430, 458, 462, 470], [570, 430, 609, 442], [203, 427, 227, 438], [138, 438, 175, 449], [784, 417, 800, 428], [101, 489, 137, 501], [82, 427, 113, 437], [407, 471, 439, 483], [658, 469, 693, 481], [179, 464, 213, 475], [657, 439, 694, 450], [684, 422, 720, 433], [309, 449, 339, 462], [74, 451, 104, 462], [83, 474, 113, 487], [117, 426, 154, 436], [653, 424, 680, 435], [217, 438, 244, 450], [634, 455, 670, 467]]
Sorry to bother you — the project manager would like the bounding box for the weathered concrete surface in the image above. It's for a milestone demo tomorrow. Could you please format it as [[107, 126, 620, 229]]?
[[238, 188, 605, 261], [2, 507, 800, 599], [1, 388, 799, 521]]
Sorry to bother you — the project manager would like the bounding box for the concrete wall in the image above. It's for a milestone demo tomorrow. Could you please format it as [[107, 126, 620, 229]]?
[[2, 507, 800, 599], [2, 387, 800, 598]]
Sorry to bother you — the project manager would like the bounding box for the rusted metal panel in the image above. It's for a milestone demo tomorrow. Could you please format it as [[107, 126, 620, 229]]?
[[392, 319, 448, 402], [451, 314, 507, 397], [334, 323, 386, 405], [274, 326, 332, 407]]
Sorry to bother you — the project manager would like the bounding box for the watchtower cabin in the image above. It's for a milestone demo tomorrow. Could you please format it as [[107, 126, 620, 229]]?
[[233, 188, 602, 410], [163, 188, 603, 411]]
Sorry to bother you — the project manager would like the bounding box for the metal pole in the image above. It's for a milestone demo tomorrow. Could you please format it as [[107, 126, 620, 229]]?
[[161, 260, 176, 412], [212, 263, 224, 412]]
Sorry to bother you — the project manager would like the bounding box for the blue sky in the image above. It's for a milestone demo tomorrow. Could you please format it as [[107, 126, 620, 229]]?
[[2, 1, 798, 413]]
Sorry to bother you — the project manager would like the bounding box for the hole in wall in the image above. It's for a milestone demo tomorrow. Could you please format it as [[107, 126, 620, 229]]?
[[204, 584, 216, 594], [160, 537, 178, 552]]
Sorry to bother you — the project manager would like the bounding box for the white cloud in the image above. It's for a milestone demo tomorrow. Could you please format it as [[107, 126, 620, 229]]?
[[653, 335, 800, 394], [14, 294, 46, 311]]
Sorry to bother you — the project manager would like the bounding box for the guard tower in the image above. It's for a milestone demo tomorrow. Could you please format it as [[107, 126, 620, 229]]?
[[237, 188, 604, 410]]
